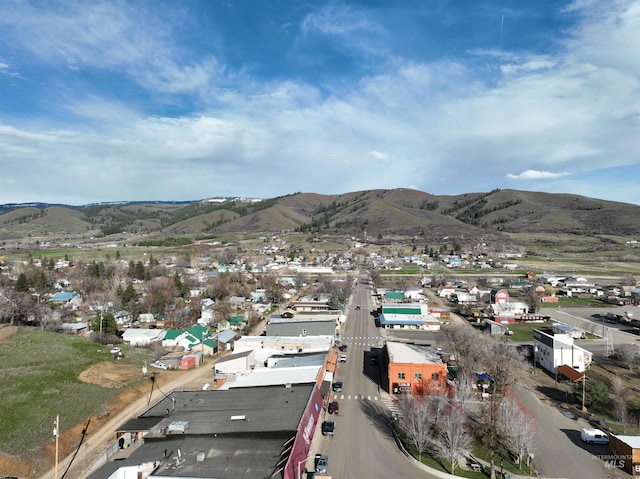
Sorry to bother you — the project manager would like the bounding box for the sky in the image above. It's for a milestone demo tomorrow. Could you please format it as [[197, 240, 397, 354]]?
[[1, 0, 639, 206]]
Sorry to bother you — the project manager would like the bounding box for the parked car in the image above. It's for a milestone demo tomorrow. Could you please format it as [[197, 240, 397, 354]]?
[[338, 344, 347, 352], [150, 362, 169, 370], [339, 355, 347, 363], [314, 454, 328, 474], [109, 347, 121, 354], [322, 421, 335, 436], [328, 401, 339, 414], [332, 381, 343, 392]]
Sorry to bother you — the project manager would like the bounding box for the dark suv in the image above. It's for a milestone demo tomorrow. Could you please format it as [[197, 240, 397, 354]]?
[[332, 381, 343, 392], [322, 421, 335, 436], [328, 401, 339, 414]]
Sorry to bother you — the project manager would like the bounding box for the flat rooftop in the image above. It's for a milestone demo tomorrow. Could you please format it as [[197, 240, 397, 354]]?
[[386, 341, 443, 364], [141, 384, 314, 436]]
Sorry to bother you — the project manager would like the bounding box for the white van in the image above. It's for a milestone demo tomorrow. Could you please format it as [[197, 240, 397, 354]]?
[[581, 428, 609, 444]]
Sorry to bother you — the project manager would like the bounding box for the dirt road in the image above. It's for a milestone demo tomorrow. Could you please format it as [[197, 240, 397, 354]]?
[[38, 361, 216, 479]]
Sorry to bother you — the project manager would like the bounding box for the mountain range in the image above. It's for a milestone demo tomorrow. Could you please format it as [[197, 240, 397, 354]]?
[[1, 189, 639, 245]]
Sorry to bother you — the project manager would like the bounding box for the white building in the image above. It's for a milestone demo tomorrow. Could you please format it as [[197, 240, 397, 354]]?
[[533, 328, 593, 373]]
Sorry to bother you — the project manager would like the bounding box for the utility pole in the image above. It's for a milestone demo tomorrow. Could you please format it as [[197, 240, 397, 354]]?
[[53, 415, 60, 479]]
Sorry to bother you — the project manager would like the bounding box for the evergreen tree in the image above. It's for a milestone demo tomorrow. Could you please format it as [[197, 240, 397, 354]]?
[[116, 284, 125, 304], [121, 283, 138, 309], [35, 271, 48, 293], [135, 261, 145, 280], [90, 312, 117, 335], [128, 260, 136, 278], [15, 272, 29, 292], [153, 291, 166, 314]]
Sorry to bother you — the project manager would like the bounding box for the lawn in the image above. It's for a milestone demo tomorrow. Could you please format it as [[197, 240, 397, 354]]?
[[505, 321, 550, 342], [396, 427, 536, 478], [0, 328, 153, 455]]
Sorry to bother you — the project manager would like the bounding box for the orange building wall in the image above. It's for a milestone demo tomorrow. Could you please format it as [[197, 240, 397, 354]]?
[[388, 361, 447, 395]]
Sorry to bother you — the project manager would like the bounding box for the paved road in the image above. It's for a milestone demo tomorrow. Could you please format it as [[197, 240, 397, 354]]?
[[517, 380, 627, 479], [319, 275, 441, 479]]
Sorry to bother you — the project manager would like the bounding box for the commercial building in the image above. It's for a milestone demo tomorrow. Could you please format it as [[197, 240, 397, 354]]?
[[266, 310, 341, 337], [378, 303, 441, 331], [88, 383, 323, 479], [533, 328, 593, 374], [384, 341, 447, 395]]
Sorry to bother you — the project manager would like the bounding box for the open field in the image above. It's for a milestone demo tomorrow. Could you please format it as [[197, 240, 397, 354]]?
[[0, 326, 154, 456]]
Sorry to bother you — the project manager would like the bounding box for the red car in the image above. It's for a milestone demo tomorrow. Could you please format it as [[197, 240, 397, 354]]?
[[328, 401, 339, 414]]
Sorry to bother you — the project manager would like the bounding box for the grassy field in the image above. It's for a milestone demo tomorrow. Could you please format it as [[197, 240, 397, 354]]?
[[0, 328, 153, 455]]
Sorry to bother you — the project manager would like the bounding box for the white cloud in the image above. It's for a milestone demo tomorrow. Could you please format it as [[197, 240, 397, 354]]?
[[2, 1, 640, 205], [301, 4, 380, 37], [370, 150, 391, 161], [505, 170, 570, 180]]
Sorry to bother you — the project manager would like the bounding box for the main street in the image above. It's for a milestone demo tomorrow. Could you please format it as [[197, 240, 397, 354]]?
[[316, 276, 441, 479], [317, 277, 632, 479]]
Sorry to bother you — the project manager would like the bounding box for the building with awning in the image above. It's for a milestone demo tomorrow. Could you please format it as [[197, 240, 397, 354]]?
[[556, 364, 585, 382]]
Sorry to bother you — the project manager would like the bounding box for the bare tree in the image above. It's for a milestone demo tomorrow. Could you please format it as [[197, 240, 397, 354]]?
[[212, 300, 235, 329], [260, 273, 285, 305], [500, 394, 536, 469], [442, 324, 488, 371], [453, 368, 476, 410], [396, 395, 433, 462], [481, 339, 526, 478], [433, 404, 472, 475], [612, 376, 630, 433], [617, 344, 640, 371]]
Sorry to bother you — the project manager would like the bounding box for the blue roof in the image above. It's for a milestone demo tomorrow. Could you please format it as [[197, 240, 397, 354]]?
[[51, 291, 77, 301]]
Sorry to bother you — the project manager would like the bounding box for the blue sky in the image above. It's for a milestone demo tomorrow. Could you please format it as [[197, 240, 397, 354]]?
[[1, 0, 639, 205]]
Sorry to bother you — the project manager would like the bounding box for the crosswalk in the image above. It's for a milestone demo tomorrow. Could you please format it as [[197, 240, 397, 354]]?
[[330, 394, 399, 414], [339, 336, 384, 347]]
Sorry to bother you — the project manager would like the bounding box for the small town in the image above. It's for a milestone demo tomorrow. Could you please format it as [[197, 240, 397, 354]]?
[[2, 2, 639, 479], [2, 233, 640, 479]]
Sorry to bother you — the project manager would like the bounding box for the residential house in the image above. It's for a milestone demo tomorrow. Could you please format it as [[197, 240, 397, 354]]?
[[137, 313, 155, 325], [122, 328, 165, 347], [212, 329, 241, 352], [113, 310, 132, 327], [50, 291, 82, 309]]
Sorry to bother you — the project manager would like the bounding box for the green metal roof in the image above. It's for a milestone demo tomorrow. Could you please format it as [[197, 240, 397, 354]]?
[[381, 307, 421, 315], [228, 315, 245, 325], [163, 329, 185, 340], [385, 291, 405, 299]]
